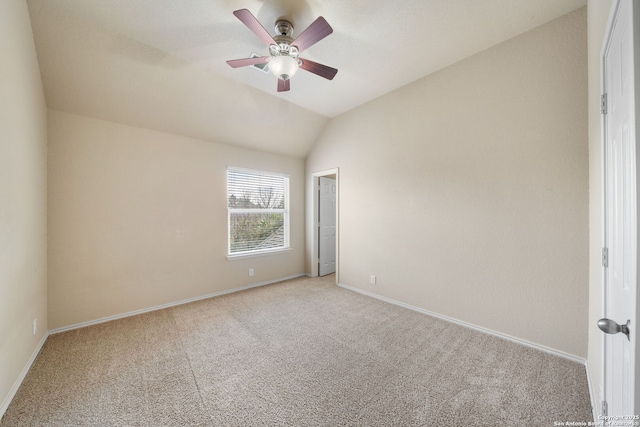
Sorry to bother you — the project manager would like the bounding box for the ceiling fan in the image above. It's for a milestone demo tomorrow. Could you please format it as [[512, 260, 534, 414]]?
[[226, 9, 338, 92]]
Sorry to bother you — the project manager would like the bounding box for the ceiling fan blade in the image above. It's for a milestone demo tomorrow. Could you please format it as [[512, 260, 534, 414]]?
[[226, 56, 269, 68], [291, 16, 333, 53], [233, 9, 276, 47], [299, 58, 338, 80], [278, 79, 291, 92]]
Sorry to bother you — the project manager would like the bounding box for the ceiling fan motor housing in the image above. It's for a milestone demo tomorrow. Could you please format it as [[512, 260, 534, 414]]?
[[269, 20, 301, 80], [271, 21, 298, 57], [275, 20, 293, 37]]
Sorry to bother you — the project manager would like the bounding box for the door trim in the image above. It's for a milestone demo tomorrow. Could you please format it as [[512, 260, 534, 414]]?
[[598, 2, 616, 416], [311, 168, 339, 283]]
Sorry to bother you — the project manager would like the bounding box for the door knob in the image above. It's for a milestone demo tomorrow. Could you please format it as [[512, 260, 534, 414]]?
[[598, 318, 630, 341]]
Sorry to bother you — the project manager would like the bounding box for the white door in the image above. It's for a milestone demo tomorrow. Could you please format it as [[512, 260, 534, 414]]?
[[601, 0, 639, 417], [318, 177, 336, 276]]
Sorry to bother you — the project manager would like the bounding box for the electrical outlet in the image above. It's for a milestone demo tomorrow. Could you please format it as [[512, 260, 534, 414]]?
[[249, 268, 254, 277], [32, 319, 37, 336], [370, 275, 376, 285]]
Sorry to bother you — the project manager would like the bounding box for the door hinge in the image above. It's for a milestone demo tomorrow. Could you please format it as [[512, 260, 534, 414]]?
[[602, 400, 608, 417], [601, 93, 608, 115], [602, 247, 609, 268]]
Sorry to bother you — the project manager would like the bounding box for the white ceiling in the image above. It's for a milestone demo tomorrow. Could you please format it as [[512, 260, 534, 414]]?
[[27, 0, 586, 158]]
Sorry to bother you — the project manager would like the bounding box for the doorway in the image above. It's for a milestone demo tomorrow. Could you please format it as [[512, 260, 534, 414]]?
[[318, 176, 337, 276], [312, 168, 339, 282]]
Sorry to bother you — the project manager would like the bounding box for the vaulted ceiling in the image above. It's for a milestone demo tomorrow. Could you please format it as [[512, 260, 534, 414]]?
[[27, 0, 586, 158]]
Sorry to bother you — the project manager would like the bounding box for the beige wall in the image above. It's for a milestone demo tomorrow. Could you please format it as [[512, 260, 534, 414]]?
[[0, 0, 48, 414], [306, 8, 589, 357], [48, 110, 305, 329], [587, 0, 614, 413]]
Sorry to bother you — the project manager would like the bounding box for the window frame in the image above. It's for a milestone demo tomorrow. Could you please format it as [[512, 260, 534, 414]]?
[[226, 166, 291, 260]]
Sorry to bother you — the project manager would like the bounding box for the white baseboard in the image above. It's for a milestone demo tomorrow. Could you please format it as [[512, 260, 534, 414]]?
[[0, 333, 49, 420], [337, 282, 586, 365], [584, 358, 599, 421], [49, 274, 306, 335]]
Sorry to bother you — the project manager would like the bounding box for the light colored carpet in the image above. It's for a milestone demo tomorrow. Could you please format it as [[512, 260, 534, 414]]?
[[2, 275, 592, 426]]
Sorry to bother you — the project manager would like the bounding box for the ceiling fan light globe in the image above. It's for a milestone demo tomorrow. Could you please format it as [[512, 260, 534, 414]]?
[[269, 55, 299, 81]]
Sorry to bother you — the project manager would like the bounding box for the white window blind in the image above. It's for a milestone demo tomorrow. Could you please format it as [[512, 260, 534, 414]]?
[[227, 167, 290, 255]]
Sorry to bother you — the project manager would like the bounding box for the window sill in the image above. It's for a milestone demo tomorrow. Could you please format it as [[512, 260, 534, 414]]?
[[226, 247, 292, 261]]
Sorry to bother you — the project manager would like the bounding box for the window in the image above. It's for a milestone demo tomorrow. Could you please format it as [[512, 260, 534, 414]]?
[[227, 167, 290, 256]]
